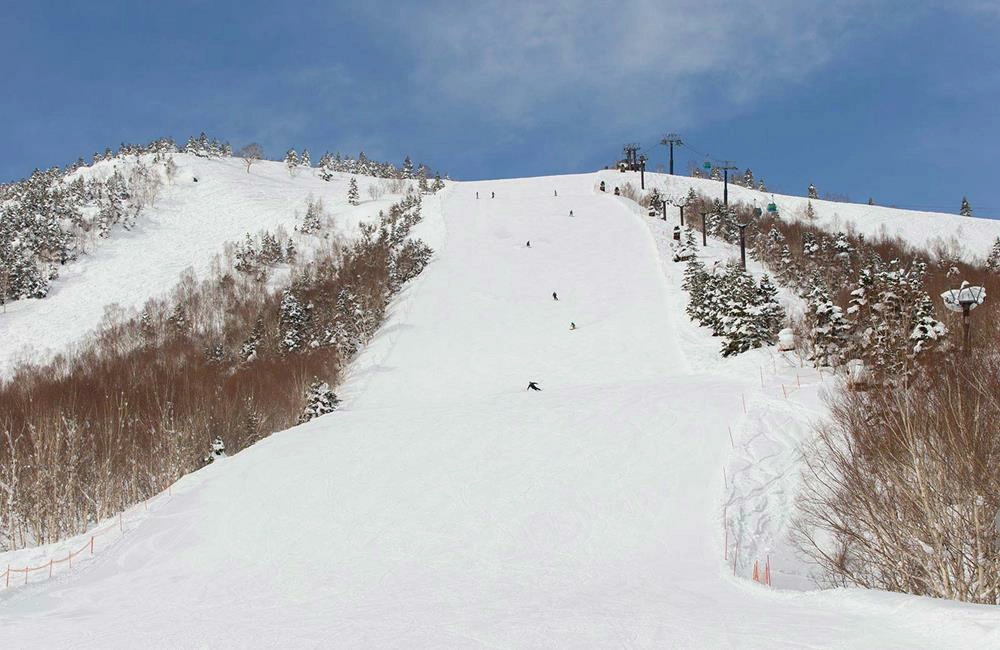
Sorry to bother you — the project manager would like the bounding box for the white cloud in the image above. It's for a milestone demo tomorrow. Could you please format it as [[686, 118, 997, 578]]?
[[364, 0, 883, 131]]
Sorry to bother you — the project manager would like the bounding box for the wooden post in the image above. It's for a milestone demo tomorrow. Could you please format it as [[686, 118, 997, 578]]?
[[90, 536, 95, 555], [49, 559, 53, 578]]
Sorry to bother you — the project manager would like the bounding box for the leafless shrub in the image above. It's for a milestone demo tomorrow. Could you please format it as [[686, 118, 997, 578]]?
[[384, 177, 410, 194], [618, 182, 641, 203], [127, 161, 163, 213], [795, 354, 1000, 603], [367, 182, 387, 201]]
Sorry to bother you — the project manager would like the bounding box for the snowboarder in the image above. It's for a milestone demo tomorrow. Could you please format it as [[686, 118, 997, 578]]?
[[552, 292, 559, 301], [527, 381, 541, 391], [570, 322, 576, 330]]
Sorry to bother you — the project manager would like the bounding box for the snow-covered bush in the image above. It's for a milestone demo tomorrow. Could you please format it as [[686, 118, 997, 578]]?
[[298, 380, 340, 423]]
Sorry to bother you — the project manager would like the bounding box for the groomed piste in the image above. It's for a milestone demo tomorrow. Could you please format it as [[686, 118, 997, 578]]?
[[3, 161, 1000, 647]]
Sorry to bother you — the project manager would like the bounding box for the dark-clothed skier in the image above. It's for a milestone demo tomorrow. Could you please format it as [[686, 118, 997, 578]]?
[[527, 381, 541, 391], [552, 292, 558, 301]]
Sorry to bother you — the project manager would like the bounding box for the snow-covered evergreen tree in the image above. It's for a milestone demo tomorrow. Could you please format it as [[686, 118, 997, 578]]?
[[298, 380, 340, 423], [743, 168, 754, 187], [807, 183, 818, 199], [203, 437, 226, 464], [987, 237, 1000, 273], [300, 149, 311, 168], [317, 153, 333, 181], [279, 289, 308, 352], [347, 177, 360, 206], [300, 198, 324, 234], [960, 196, 972, 217], [805, 277, 851, 367], [239, 317, 265, 362], [401, 156, 414, 179], [284, 149, 299, 174]]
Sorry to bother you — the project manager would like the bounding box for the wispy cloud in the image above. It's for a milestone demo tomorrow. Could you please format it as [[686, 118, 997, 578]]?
[[363, 0, 884, 132]]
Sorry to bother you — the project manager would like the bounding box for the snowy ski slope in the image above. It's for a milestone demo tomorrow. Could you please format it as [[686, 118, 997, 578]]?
[[2, 169, 1000, 647]]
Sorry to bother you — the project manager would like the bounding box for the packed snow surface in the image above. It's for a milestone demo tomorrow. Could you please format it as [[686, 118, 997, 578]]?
[[3, 168, 1000, 647]]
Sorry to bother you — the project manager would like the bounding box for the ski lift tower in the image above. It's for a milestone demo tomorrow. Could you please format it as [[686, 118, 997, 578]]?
[[941, 281, 987, 354], [660, 133, 683, 175], [718, 160, 739, 207], [736, 214, 751, 270]]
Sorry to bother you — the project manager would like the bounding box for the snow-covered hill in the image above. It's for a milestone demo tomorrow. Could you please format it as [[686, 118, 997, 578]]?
[[0, 155, 403, 377], [2, 170, 999, 647]]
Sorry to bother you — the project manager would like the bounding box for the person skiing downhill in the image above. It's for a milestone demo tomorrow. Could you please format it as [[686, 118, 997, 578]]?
[[569, 210, 574, 217], [491, 191, 495, 199], [527, 381, 541, 391], [570, 322, 576, 330], [552, 292, 558, 301], [526, 241, 531, 247], [476, 191, 479, 199]]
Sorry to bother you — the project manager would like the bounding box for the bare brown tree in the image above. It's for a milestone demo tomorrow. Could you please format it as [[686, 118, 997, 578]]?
[[237, 143, 264, 174]]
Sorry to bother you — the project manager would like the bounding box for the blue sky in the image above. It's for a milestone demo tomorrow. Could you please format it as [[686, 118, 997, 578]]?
[[2, 1, 998, 217]]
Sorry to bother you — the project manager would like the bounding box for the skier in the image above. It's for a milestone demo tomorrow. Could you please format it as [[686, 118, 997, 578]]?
[[552, 292, 559, 301], [527, 381, 542, 391], [570, 322, 576, 330], [554, 190, 558, 197], [599, 180, 606, 192], [476, 191, 479, 199], [569, 210, 574, 217], [526, 241, 531, 248], [491, 191, 495, 199]]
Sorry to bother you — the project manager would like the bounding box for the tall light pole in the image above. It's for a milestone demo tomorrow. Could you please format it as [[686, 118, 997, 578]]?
[[640, 154, 647, 189], [660, 133, 682, 175]]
